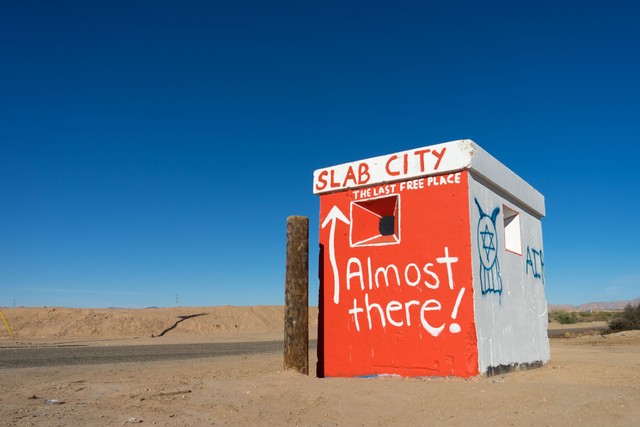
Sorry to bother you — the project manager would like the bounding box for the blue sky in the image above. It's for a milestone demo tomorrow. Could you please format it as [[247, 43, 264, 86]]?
[[1, 1, 638, 308]]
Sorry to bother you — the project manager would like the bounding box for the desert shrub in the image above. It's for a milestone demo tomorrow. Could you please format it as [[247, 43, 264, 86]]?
[[576, 310, 618, 322], [549, 310, 579, 324], [608, 303, 640, 333], [550, 309, 619, 324]]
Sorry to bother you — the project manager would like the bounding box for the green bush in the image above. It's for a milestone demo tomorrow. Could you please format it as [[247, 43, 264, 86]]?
[[549, 309, 619, 324], [608, 303, 640, 333], [549, 310, 579, 324], [575, 310, 617, 322]]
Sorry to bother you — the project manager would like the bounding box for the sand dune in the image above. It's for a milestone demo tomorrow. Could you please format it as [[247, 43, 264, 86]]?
[[0, 306, 318, 342]]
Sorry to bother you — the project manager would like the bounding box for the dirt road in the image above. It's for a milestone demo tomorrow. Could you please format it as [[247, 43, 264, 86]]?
[[0, 308, 637, 426], [0, 340, 292, 369], [1, 333, 639, 426]]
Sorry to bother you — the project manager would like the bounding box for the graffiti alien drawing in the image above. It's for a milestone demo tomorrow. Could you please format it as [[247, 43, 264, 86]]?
[[475, 198, 503, 296]]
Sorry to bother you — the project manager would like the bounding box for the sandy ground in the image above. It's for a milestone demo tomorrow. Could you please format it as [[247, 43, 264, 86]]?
[[0, 307, 638, 426]]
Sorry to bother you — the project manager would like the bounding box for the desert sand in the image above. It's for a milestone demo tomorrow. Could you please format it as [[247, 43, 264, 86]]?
[[0, 306, 638, 426]]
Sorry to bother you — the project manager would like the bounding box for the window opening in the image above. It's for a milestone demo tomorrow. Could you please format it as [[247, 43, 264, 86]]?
[[503, 205, 522, 255], [350, 194, 400, 247]]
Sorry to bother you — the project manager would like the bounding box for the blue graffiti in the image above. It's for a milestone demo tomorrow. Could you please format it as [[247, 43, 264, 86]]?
[[526, 247, 545, 284], [475, 199, 503, 296]]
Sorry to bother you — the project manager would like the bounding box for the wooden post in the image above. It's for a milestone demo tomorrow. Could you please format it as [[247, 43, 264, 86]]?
[[284, 215, 309, 374]]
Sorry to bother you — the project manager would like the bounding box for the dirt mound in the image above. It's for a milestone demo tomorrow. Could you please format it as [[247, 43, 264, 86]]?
[[568, 329, 640, 345], [0, 306, 319, 341]]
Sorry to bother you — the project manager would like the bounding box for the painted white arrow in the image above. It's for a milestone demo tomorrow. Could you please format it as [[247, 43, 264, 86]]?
[[321, 205, 350, 304]]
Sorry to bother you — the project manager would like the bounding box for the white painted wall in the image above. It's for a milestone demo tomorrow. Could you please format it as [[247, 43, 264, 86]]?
[[468, 172, 550, 374]]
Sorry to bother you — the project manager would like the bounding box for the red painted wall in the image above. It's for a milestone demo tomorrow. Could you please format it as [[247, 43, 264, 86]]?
[[318, 171, 478, 378]]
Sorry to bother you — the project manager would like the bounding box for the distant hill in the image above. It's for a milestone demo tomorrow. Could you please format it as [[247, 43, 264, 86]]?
[[549, 297, 640, 311]]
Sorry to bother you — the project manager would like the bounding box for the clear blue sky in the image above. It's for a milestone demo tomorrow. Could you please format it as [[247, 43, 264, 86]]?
[[1, 1, 638, 308]]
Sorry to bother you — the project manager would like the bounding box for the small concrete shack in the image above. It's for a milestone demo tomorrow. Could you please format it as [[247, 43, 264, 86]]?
[[313, 139, 549, 378]]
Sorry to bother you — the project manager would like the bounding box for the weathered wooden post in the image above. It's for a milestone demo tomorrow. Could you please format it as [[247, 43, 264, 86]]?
[[284, 215, 309, 374]]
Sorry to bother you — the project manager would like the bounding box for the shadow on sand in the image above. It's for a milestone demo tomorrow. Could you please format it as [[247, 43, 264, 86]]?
[[152, 313, 208, 338]]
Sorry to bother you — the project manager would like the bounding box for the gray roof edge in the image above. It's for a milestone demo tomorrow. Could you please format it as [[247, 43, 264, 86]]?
[[466, 141, 546, 218]]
